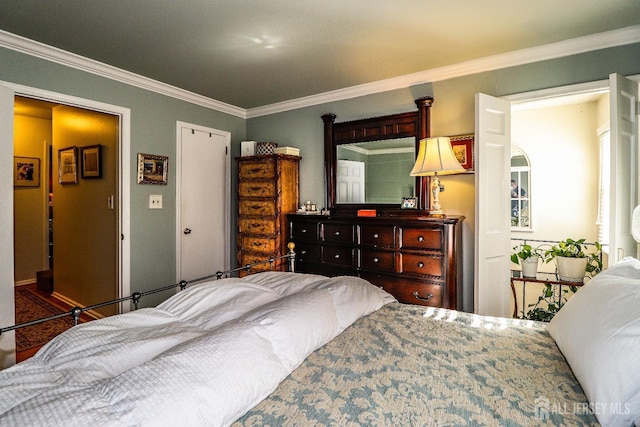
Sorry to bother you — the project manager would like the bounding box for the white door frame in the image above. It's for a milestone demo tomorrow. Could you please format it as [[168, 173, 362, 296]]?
[[2, 80, 131, 310], [175, 121, 231, 282]]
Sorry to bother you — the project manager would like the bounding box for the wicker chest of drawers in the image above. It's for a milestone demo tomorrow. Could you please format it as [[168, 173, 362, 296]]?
[[288, 214, 463, 309], [237, 154, 300, 275]]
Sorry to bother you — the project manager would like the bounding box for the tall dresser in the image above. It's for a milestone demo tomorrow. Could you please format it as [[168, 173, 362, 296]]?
[[237, 154, 300, 275], [288, 214, 463, 310]]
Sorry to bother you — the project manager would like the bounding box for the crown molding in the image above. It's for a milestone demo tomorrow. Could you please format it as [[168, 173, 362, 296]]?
[[247, 25, 640, 118], [0, 30, 247, 119], [2, 24, 639, 121]]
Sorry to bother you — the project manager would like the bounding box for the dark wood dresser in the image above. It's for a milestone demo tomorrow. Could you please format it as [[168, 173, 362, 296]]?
[[288, 214, 464, 309], [237, 154, 300, 275]]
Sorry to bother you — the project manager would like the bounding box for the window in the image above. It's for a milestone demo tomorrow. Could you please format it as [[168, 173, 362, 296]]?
[[511, 147, 531, 230]]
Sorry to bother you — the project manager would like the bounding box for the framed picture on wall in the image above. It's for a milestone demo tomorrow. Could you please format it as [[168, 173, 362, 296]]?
[[81, 144, 102, 179], [137, 153, 168, 185], [13, 156, 40, 187], [449, 134, 475, 171], [58, 146, 78, 184]]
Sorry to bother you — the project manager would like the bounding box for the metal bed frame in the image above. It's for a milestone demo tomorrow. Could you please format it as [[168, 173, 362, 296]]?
[[1, 246, 295, 337]]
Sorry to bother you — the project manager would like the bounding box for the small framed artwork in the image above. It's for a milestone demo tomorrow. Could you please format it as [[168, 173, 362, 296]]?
[[81, 145, 102, 179], [58, 146, 78, 184], [449, 134, 474, 171], [401, 196, 418, 209], [13, 156, 40, 187], [137, 153, 168, 185]]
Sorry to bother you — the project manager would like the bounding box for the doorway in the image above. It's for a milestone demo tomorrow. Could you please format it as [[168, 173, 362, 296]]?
[[14, 97, 120, 317], [176, 121, 231, 282], [476, 75, 639, 318]]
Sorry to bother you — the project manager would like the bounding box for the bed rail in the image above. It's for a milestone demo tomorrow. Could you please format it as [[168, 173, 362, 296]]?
[[1, 244, 296, 336]]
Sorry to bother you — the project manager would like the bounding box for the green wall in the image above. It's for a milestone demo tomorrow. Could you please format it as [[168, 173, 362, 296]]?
[[2, 41, 640, 314], [247, 42, 640, 311], [0, 46, 246, 306]]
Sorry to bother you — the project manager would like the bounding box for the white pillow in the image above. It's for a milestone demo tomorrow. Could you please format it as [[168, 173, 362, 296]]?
[[547, 258, 640, 427]]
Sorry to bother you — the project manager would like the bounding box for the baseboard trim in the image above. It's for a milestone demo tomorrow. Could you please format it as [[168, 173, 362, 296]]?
[[51, 292, 104, 320]]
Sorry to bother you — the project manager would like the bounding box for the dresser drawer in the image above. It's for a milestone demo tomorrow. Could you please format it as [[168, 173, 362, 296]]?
[[239, 199, 276, 216], [239, 181, 275, 198], [400, 253, 443, 277], [241, 236, 276, 253], [321, 245, 354, 267], [239, 162, 276, 179], [293, 242, 319, 263], [359, 249, 395, 272], [239, 218, 276, 235], [359, 225, 395, 248], [360, 273, 442, 307], [400, 227, 442, 251], [290, 221, 318, 241], [322, 223, 354, 243]]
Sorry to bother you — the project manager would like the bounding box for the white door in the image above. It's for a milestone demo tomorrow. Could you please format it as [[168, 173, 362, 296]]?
[[0, 84, 16, 368], [337, 160, 365, 203], [176, 122, 230, 282], [474, 93, 512, 317], [609, 73, 639, 263]]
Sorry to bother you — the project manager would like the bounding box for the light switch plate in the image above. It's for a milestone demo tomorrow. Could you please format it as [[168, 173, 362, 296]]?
[[149, 194, 162, 209]]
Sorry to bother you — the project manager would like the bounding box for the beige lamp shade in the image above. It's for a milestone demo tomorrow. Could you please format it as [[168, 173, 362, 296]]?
[[410, 137, 465, 176]]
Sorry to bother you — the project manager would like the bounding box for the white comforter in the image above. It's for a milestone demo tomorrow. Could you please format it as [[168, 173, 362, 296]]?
[[0, 272, 395, 426]]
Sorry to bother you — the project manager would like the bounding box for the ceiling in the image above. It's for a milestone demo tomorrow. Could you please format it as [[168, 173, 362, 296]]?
[[1, 1, 640, 110]]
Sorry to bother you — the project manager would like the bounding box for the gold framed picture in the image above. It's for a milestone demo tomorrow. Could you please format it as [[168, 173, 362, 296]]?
[[449, 134, 474, 171], [137, 153, 168, 185]]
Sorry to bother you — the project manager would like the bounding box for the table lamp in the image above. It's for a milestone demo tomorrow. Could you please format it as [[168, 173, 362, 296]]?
[[410, 136, 465, 217]]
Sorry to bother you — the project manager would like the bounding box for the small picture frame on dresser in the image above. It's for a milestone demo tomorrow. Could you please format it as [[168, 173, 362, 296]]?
[[401, 197, 417, 209]]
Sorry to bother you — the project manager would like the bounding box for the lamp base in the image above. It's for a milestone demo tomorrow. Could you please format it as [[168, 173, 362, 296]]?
[[428, 209, 446, 218]]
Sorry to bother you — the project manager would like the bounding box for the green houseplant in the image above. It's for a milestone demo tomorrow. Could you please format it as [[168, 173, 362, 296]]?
[[543, 238, 602, 282], [522, 238, 602, 322], [511, 243, 542, 278], [524, 282, 579, 322]]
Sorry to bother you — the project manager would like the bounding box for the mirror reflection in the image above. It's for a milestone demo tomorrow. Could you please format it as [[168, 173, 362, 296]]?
[[336, 137, 415, 204]]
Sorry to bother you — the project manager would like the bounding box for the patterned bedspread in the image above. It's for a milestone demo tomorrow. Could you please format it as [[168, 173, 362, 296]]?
[[234, 303, 599, 426]]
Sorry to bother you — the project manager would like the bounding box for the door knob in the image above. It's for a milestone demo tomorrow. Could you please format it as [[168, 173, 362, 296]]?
[[183, 228, 192, 235]]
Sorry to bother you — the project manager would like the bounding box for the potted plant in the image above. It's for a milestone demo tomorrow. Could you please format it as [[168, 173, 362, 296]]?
[[524, 282, 579, 322], [511, 243, 542, 278], [544, 238, 602, 282]]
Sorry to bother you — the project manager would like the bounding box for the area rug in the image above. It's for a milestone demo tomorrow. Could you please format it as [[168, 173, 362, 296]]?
[[14, 288, 75, 352]]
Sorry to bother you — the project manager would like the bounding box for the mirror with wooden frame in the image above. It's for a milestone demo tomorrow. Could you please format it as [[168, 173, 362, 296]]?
[[322, 96, 434, 215]]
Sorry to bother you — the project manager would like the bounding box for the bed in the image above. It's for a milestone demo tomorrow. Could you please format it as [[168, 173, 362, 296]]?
[[1, 259, 639, 426]]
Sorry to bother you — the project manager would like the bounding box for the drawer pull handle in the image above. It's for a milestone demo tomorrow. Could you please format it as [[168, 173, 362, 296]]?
[[334, 231, 340, 236], [418, 262, 424, 268], [301, 229, 308, 233], [373, 233, 379, 238], [301, 250, 307, 255], [334, 254, 340, 259], [250, 187, 262, 192], [373, 257, 379, 263], [418, 236, 424, 242], [413, 291, 433, 302]]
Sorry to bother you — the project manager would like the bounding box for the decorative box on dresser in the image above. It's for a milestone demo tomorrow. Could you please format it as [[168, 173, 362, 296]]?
[[288, 214, 464, 310], [237, 154, 300, 276]]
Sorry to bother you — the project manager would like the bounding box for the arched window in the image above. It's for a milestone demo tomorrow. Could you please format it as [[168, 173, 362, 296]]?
[[510, 146, 531, 230]]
